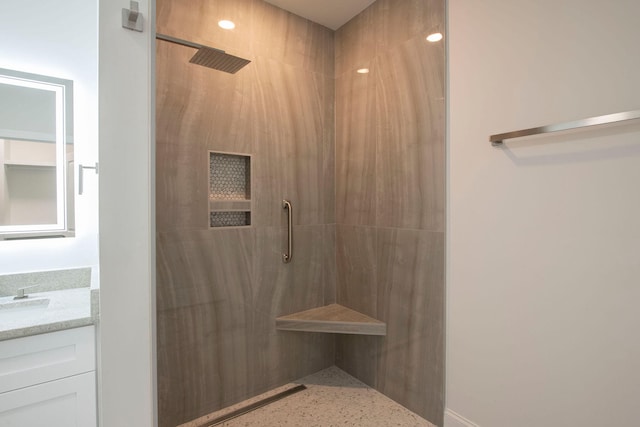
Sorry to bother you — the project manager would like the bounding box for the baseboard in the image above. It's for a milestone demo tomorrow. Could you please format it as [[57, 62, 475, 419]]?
[[444, 408, 480, 427]]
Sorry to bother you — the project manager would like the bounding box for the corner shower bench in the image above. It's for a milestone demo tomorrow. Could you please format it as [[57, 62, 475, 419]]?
[[275, 303, 386, 336]]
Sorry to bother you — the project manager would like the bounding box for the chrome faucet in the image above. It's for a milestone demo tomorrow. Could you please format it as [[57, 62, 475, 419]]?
[[14, 285, 39, 300]]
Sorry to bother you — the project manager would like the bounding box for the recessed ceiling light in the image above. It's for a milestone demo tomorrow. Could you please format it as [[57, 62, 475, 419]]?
[[426, 32, 443, 42], [357, 68, 369, 74], [218, 20, 235, 30]]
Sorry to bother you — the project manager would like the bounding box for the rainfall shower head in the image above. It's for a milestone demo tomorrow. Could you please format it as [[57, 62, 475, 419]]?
[[156, 33, 251, 74], [189, 47, 250, 74]]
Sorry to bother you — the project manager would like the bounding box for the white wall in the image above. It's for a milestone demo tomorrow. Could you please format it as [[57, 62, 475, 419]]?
[[98, 0, 156, 425], [0, 0, 99, 272], [447, 1, 640, 426], [0, 0, 156, 424]]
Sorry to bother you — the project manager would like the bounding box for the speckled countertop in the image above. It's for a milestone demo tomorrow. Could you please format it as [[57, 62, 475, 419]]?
[[0, 280, 99, 341]]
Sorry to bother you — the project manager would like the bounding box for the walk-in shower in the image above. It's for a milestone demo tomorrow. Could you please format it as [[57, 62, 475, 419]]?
[[156, 0, 445, 426]]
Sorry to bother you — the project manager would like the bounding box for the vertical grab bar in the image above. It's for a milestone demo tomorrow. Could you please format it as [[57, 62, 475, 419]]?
[[282, 200, 292, 263]]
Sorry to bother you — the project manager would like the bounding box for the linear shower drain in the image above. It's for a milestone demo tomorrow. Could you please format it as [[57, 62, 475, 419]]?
[[203, 384, 307, 426]]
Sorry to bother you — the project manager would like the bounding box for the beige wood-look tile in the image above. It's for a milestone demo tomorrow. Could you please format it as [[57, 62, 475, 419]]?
[[375, 0, 445, 53], [251, 57, 331, 226], [156, 142, 208, 232], [375, 228, 445, 426], [156, 228, 254, 315], [334, 2, 379, 77], [157, 228, 255, 425], [333, 227, 380, 395], [157, 305, 253, 389], [157, 371, 183, 427], [252, 1, 334, 76], [157, 309, 253, 427], [322, 75, 336, 224], [248, 326, 334, 399], [156, 41, 256, 155], [323, 224, 337, 305], [156, 42, 195, 144], [157, 245, 254, 419], [335, 334, 381, 388], [335, 70, 377, 226], [157, 0, 254, 59], [375, 35, 445, 231], [251, 225, 334, 394], [252, 226, 325, 320], [158, 0, 334, 76], [335, 225, 377, 316]]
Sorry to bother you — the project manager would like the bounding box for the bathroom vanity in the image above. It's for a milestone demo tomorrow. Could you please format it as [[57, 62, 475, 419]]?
[[0, 326, 96, 425], [0, 268, 98, 426]]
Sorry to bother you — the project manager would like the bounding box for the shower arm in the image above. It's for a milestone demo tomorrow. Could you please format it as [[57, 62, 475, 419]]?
[[155, 32, 251, 74], [155, 33, 225, 53]]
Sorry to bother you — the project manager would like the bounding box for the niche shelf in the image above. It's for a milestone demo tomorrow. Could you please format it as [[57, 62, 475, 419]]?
[[276, 303, 386, 336], [209, 151, 251, 228]]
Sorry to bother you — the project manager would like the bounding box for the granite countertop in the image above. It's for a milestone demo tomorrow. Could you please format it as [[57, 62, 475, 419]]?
[[0, 287, 99, 341]]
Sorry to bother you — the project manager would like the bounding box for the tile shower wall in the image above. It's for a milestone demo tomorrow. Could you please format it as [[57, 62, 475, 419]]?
[[334, 1, 446, 425], [157, 0, 445, 426], [156, 1, 335, 425]]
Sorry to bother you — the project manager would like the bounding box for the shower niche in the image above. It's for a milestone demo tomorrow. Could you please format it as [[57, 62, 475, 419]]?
[[208, 151, 251, 228]]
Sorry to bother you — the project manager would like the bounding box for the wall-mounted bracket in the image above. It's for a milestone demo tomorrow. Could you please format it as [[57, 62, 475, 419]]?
[[122, 1, 143, 32], [79, 163, 99, 196]]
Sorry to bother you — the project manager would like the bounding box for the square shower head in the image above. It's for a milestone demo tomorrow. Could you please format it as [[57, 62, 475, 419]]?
[[189, 47, 251, 74]]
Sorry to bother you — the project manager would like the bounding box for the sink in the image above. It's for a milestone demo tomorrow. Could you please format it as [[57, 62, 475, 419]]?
[[0, 297, 50, 323]]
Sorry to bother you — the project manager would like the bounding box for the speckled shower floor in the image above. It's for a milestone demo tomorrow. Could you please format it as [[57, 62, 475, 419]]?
[[180, 366, 436, 427]]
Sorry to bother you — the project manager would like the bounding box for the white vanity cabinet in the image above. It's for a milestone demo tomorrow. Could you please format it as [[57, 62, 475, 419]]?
[[0, 326, 96, 426]]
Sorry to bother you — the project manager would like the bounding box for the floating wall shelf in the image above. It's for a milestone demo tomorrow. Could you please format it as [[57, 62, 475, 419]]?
[[276, 303, 386, 336], [209, 199, 251, 212]]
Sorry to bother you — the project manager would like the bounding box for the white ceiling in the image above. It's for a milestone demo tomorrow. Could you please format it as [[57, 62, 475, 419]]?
[[264, 0, 376, 30]]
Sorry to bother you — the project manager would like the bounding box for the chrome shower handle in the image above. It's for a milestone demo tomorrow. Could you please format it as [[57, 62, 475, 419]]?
[[283, 200, 292, 263]]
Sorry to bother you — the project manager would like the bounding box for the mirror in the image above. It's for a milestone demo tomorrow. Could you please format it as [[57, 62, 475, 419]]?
[[0, 68, 74, 239]]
